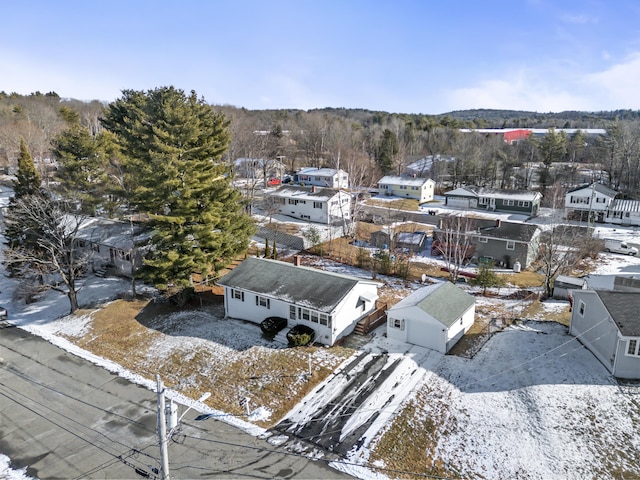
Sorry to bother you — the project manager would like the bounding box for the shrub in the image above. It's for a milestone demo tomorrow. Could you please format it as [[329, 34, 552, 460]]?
[[260, 316, 288, 338], [286, 324, 316, 347]]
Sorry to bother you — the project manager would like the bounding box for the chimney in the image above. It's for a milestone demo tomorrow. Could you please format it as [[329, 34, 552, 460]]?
[[312, 185, 317, 193], [496, 219, 501, 228], [293, 255, 301, 266]]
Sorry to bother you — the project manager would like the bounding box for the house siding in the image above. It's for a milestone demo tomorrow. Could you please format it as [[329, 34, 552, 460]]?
[[569, 292, 619, 374], [223, 282, 378, 347], [614, 337, 640, 378]]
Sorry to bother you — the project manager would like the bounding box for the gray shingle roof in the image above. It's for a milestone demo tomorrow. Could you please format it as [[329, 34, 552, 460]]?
[[388, 281, 475, 327], [477, 222, 540, 242], [597, 291, 640, 336], [567, 182, 617, 198], [217, 257, 376, 313]]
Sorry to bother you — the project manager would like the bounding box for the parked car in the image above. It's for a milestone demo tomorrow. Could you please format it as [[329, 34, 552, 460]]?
[[604, 238, 638, 256], [266, 178, 281, 187]]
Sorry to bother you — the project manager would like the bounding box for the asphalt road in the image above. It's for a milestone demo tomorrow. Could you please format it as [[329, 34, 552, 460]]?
[[0, 323, 352, 479]]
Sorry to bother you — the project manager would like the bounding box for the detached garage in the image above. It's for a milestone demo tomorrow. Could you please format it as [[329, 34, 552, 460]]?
[[386, 282, 475, 353]]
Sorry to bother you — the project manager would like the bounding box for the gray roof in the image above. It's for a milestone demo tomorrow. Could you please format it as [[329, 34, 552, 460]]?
[[269, 185, 341, 201], [378, 175, 434, 187], [596, 291, 640, 336], [476, 221, 540, 242], [217, 257, 376, 313], [388, 281, 474, 328], [567, 182, 617, 198], [445, 186, 541, 202]]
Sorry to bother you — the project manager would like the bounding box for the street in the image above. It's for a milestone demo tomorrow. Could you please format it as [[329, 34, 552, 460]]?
[[0, 323, 352, 479]]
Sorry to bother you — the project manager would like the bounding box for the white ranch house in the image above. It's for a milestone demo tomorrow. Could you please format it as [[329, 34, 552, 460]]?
[[217, 257, 380, 346], [569, 290, 640, 379], [386, 281, 475, 353], [377, 176, 435, 203], [295, 167, 349, 189], [267, 185, 350, 225], [605, 199, 640, 226]]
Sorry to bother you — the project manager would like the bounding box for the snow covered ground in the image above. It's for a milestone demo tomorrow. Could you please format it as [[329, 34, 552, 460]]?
[[1, 182, 640, 479]]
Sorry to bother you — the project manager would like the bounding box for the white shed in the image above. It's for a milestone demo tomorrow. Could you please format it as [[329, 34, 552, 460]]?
[[386, 282, 475, 353]]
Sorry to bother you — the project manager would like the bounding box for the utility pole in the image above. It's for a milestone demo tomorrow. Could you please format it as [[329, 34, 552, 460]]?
[[156, 375, 170, 480]]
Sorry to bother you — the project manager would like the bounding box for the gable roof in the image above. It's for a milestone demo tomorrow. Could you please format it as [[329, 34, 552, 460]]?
[[567, 182, 617, 198], [596, 291, 640, 336], [378, 175, 434, 187], [268, 185, 342, 201], [217, 257, 377, 313], [445, 186, 541, 202], [388, 282, 474, 327], [476, 221, 540, 242], [297, 167, 346, 177]]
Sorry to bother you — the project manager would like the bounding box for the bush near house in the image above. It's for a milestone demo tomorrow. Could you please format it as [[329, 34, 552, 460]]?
[[260, 316, 288, 338], [286, 324, 316, 347]]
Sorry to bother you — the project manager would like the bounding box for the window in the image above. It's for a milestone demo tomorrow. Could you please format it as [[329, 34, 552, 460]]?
[[504, 199, 515, 206], [479, 198, 489, 205], [390, 318, 405, 331], [596, 197, 606, 203], [319, 313, 328, 326], [579, 300, 585, 316], [571, 196, 589, 204], [506, 241, 515, 250], [478, 237, 488, 243], [288, 199, 298, 205], [517, 200, 530, 207], [412, 186, 418, 190], [289, 305, 296, 320], [301, 308, 310, 321], [232, 289, 244, 301], [311, 311, 319, 323], [627, 339, 640, 357], [256, 296, 270, 308], [400, 185, 407, 190], [313, 201, 322, 209], [92, 244, 100, 253]]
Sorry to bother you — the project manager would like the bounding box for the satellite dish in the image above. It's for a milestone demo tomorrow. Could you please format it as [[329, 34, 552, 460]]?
[[421, 274, 427, 283]]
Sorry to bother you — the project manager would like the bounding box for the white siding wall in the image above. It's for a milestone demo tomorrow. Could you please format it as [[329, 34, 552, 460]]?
[[565, 189, 612, 212], [328, 282, 378, 344], [387, 306, 447, 352]]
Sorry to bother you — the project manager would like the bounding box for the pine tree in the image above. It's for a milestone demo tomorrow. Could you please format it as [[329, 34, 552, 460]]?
[[101, 87, 255, 294], [377, 128, 398, 174], [264, 238, 271, 258], [13, 138, 41, 199]]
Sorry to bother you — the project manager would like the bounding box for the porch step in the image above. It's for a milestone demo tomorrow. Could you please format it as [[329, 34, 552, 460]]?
[[94, 267, 107, 278], [271, 329, 289, 346]]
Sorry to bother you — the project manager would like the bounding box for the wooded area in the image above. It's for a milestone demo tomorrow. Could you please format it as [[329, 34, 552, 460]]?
[[2, 90, 640, 201]]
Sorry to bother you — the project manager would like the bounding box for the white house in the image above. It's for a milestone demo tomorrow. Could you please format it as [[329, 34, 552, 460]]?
[[569, 290, 640, 379], [565, 183, 617, 222], [217, 257, 380, 346], [234, 158, 286, 181], [386, 281, 475, 353], [267, 185, 351, 225], [377, 176, 435, 203], [295, 167, 349, 189], [605, 199, 640, 226]]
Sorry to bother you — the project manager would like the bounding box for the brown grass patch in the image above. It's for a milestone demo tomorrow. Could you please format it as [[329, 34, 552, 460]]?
[[365, 198, 420, 211], [59, 298, 353, 428], [369, 384, 463, 478]]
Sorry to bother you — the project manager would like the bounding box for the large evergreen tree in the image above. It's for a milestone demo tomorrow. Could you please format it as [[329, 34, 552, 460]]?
[[52, 117, 111, 213], [377, 128, 398, 174], [101, 87, 255, 295], [13, 138, 41, 199]]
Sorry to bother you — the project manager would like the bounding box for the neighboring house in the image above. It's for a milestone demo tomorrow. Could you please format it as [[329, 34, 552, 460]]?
[[377, 176, 436, 203], [433, 218, 541, 268], [386, 281, 475, 353], [471, 220, 541, 268], [553, 275, 586, 300], [266, 185, 351, 225], [404, 154, 455, 177], [294, 167, 349, 189], [76, 217, 147, 278], [234, 158, 286, 180], [605, 199, 640, 226], [565, 183, 617, 222], [217, 257, 380, 346], [444, 186, 542, 216], [369, 229, 428, 253], [569, 290, 640, 379]]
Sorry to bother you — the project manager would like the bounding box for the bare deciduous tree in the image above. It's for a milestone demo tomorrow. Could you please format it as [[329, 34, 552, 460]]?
[[3, 193, 90, 313], [432, 215, 477, 282]]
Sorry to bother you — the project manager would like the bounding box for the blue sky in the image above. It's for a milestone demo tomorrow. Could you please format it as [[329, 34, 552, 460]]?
[[2, 0, 640, 114]]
